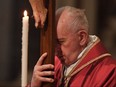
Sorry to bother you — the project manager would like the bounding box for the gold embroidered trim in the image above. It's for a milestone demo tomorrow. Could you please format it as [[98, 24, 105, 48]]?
[[59, 66, 65, 85], [65, 53, 111, 87], [71, 53, 111, 77]]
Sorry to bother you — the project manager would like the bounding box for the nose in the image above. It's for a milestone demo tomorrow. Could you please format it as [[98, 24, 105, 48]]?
[[55, 44, 63, 58]]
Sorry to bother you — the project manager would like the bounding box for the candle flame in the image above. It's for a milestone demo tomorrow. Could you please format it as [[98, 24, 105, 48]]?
[[24, 10, 27, 17]]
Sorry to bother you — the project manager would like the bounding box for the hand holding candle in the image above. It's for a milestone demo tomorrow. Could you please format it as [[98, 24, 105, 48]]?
[[21, 10, 29, 87]]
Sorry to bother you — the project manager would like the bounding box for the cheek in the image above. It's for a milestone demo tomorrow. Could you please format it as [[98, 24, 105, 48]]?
[[61, 44, 73, 56], [67, 42, 78, 52], [71, 37, 80, 51], [61, 44, 68, 54], [62, 42, 80, 58], [61, 37, 80, 56]]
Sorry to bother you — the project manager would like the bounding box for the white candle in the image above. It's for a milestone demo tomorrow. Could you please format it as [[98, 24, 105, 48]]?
[[21, 10, 29, 87]]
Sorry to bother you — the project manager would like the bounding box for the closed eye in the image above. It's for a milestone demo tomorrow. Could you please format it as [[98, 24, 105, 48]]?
[[59, 40, 65, 45], [57, 38, 65, 45]]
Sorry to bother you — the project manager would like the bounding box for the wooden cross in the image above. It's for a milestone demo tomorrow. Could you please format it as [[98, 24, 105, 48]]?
[[40, 0, 56, 87]]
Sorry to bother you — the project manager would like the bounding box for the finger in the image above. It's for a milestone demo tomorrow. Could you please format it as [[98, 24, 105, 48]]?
[[41, 64, 54, 71], [33, 12, 40, 28], [36, 52, 47, 66], [40, 9, 47, 28], [34, 18, 40, 28], [40, 15, 45, 28], [37, 76, 54, 83], [41, 19, 45, 28], [37, 71, 55, 76], [35, 22, 39, 28], [36, 64, 54, 71]]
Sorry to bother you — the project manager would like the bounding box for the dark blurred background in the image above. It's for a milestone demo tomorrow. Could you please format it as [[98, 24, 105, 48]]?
[[0, 0, 116, 86]]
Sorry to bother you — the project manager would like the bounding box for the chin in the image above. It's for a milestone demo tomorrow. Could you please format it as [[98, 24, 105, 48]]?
[[63, 62, 71, 67], [60, 59, 68, 66]]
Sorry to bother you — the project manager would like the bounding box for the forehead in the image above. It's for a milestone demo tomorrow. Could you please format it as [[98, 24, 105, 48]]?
[[57, 22, 71, 40], [57, 10, 72, 37]]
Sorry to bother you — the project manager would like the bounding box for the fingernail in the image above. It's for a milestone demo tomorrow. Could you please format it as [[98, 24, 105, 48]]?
[[51, 79, 54, 82], [52, 65, 54, 68], [45, 52, 47, 54], [35, 22, 38, 28]]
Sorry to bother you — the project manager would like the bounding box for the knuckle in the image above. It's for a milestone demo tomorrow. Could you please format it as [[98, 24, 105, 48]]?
[[49, 78, 54, 82], [42, 72, 46, 76], [50, 71, 53, 75], [49, 64, 54, 68]]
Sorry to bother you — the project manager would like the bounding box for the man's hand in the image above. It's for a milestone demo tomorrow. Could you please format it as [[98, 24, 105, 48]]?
[[29, 0, 47, 28], [31, 53, 55, 87]]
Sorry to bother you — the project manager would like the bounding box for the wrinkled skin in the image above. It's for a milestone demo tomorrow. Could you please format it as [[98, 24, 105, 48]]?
[[31, 53, 55, 87], [29, 0, 47, 28]]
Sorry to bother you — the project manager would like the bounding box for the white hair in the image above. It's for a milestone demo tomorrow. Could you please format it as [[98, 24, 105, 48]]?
[[56, 6, 89, 33]]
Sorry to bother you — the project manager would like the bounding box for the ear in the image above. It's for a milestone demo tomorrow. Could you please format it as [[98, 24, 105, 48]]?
[[77, 30, 88, 46]]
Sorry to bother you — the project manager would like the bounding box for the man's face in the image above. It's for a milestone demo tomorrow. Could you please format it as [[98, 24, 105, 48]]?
[[56, 20, 82, 66]]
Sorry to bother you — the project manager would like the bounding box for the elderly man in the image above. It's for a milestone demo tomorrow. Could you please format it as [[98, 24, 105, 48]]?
[[28, 5, 116, 87]]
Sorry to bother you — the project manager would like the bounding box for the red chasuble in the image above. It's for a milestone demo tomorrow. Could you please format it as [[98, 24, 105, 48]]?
[[55, 38, 116, 87]]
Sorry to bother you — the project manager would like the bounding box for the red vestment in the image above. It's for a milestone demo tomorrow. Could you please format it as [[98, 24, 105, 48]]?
[[55, 38, 116, 87]]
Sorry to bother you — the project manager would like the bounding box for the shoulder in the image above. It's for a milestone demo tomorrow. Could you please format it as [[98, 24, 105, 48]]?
[[102, 56, 116, 68], [96, 56, 116, 73], [95, 56, 116, 79], [94, 57, 116, 86]]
